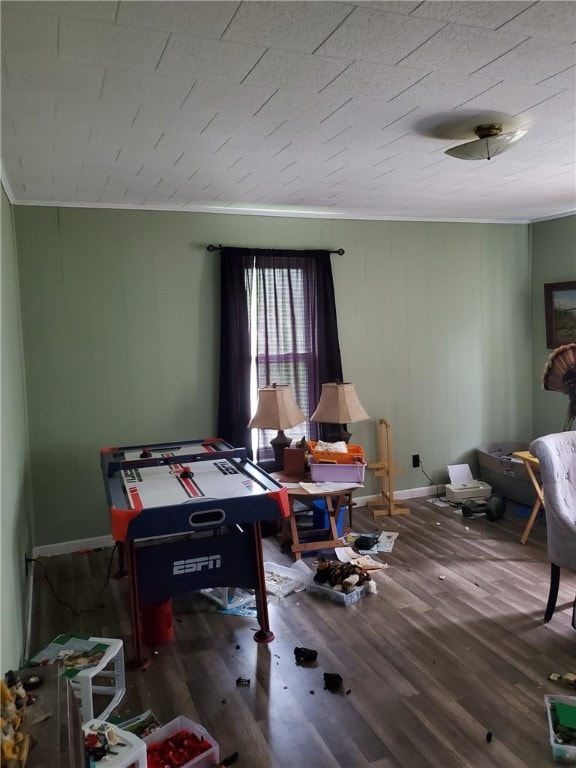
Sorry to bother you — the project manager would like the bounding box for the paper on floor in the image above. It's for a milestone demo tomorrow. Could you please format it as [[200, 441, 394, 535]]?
[[334, 548, 388, 570]]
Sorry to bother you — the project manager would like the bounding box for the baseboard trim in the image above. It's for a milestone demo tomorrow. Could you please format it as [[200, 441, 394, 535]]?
[[32, 487, 445, 555], [395, 484, 445, 500], [355, 485, 443, 507], [23, 561, 35, 664], [33, 535, 115, 558]]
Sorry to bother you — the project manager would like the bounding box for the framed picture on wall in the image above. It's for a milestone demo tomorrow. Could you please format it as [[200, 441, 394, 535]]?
[[544, 281, 576, 348]]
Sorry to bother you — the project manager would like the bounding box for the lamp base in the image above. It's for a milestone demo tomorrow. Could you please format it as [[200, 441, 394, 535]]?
[[270, 430, 292, 471], [322, 425, 351, 444]]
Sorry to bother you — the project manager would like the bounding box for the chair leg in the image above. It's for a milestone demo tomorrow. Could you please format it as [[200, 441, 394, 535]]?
[[544, 563, 561, 622], [347, 493, 354, 528]]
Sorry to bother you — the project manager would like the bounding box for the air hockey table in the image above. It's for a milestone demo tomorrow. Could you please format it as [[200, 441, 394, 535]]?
[[100, 437, 289, 667]]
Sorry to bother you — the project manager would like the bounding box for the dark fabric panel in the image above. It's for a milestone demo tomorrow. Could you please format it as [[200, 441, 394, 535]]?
[[314, 251, 345, 441], [315, 250, 343, 385], [217, 249, 253, 453]]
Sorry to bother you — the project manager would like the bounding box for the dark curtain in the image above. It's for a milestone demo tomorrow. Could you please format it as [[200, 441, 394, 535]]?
[[217, 248, 343, 459], [217, 249, 254, 452]]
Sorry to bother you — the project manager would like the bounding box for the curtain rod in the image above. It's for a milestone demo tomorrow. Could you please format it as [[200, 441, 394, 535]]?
[[207, 244, 344, 255]]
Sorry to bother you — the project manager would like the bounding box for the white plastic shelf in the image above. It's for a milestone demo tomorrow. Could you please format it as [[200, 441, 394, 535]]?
[[70, 636, 126, 724]]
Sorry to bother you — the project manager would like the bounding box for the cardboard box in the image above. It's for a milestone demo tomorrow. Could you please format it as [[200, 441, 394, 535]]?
[[283, 447, 306, 477], [144, 717, 219, 768]]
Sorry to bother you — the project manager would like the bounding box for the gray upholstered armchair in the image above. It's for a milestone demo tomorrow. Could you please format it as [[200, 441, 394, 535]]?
[[529, 432, 576, 626]]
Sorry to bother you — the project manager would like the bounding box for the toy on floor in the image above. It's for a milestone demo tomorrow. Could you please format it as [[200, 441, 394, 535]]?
[[1, 673, 30, 767], [549, 671, 576, 689], [313, 557, 376, 594]]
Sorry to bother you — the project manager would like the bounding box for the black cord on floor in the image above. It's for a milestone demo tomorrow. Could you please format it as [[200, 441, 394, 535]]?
[[31, 544, 118, 615], [418, 459, 440, 498]]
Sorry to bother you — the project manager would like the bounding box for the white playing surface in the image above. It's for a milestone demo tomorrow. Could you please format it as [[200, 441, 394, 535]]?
[[121, 453, 265, 509]]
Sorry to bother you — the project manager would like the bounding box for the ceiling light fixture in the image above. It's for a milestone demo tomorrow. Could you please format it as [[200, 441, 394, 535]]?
[[444, 123, 527, 161]]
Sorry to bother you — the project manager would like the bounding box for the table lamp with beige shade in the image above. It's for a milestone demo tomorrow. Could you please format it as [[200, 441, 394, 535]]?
[[310, 382, 369, 444], [248, 384, 306, 470]]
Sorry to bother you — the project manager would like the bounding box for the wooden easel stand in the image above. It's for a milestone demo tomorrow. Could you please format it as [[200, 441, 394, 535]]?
[[367, 419, 409, 517]]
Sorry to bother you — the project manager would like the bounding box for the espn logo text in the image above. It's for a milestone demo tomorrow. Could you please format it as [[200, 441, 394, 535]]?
[[173, 554, 221, 575]]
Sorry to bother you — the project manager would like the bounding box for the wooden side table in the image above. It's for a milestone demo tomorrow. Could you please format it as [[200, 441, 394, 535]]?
[[513, 451, 544, 545], [278, 485, 354, 560]]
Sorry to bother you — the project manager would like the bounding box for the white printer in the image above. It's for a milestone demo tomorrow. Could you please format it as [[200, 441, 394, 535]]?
[[445, 464, 492, 504]]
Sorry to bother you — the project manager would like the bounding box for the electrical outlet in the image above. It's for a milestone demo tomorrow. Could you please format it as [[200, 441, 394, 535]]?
[[412, 454, 420, 468]]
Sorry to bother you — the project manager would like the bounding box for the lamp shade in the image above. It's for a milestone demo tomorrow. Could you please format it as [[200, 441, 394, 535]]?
[[247, 385, 306, 430], [310, 382, 369, 424]]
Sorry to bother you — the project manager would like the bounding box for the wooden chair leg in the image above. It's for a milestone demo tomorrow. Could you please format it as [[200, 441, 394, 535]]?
[[544, 562, 561, 622], [347, 493, 354, 528]]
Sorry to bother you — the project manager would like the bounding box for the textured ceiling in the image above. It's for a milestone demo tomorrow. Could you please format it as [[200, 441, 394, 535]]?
[[1, 0, 575, 223]]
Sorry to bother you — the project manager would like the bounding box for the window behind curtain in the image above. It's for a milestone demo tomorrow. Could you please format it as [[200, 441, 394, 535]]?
[[218, 248, 343, 465], [252, 255, 319, 462]]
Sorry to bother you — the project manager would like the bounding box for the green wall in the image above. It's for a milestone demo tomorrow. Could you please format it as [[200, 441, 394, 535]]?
[[531, 216, 576, 436], [3, 201, 573, 672], [12, 206, 533, 547], [1, 186, 33, 672]]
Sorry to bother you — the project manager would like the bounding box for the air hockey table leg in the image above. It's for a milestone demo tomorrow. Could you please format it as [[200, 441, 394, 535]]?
[[252, 522, 274, 643], [114, 540, 128, 579], [126, 541, 149, 670]]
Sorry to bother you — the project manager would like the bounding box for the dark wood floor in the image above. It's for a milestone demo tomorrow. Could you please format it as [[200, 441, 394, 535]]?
[[29, 497, 576, 767]]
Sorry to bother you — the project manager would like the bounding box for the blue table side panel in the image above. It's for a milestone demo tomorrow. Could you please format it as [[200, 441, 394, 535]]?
[[126, 494, 283, 539], [135, 531, 260, 604], [311, 500, 346, 537]]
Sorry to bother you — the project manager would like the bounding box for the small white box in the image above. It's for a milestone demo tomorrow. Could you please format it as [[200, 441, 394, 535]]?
[[143, 717, 219, 768], [264, 561, 308, 597]]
